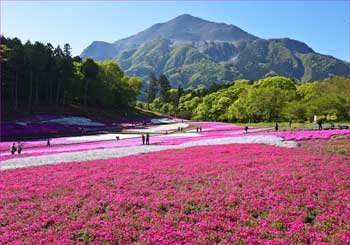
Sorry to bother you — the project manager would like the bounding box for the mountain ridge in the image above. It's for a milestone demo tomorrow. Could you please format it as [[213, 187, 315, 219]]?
[[81, 14, 349, 88], [81, 14, 258, 59]]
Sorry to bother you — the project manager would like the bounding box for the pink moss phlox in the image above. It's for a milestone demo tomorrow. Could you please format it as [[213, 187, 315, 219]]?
[[1, 141, 350, 243]]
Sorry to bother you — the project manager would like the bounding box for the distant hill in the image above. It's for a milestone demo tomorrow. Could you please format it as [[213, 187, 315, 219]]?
[[81, 14, 349, 88]]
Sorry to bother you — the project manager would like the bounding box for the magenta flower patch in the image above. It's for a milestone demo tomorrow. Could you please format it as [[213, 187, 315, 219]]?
[[1, 139, 349, 243]]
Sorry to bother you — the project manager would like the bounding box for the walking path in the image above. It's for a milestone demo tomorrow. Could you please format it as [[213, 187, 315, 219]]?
[[1, 135, 297, 170]]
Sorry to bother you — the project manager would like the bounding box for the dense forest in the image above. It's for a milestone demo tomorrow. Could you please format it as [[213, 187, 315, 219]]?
[[1, 36, 142, 120], [143, 75, 350, 123]]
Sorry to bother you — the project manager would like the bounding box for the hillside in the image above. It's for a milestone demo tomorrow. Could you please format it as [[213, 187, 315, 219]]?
[[81, 14, 349, 88]]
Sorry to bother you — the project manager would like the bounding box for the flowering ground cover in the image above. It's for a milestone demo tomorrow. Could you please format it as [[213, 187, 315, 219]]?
[[300, 136, 350, 156], [0, 133, 141, 152], [0, 125, 273, 160], [1, 114, 159, 139], [268, 129, 350, 141], [1, 120, 348, 162], [125, 122, 189, 133], [1, 120, 120, 139], [1, 137, 349, 244], [0, 121, 224, 153]]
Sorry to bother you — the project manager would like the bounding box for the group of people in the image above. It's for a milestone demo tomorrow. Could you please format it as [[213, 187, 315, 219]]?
[[178, 126, 184, 132], [244, 122, 279, 133], [196, 126, 202, 132], [10, 142, 23, 155], [141, 133, 150, 145]]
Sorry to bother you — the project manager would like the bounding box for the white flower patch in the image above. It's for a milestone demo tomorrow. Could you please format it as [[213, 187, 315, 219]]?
[[65, 133, 141, 142], [126, 123, 189, 133], [151, 118, 177, 124], [160, 133, 202, 137], [44, 116, 105, 126]]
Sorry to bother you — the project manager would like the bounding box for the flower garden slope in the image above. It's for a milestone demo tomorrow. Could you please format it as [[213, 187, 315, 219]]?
[[1, 140, 349, 243], [1, 135, 297, 170]]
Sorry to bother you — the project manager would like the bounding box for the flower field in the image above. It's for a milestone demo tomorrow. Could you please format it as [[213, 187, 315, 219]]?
[[269, 129, 350, 141], [1, 136, 350, 244], [0, 114, 158, 139]]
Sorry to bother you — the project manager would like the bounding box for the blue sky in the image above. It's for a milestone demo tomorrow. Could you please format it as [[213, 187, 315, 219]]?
[[1, 1, 349, 61]]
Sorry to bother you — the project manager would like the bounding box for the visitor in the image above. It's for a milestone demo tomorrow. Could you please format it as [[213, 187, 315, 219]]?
[[199, 126, 202, 132], [17, 142, 23, 154], [245, 126, 248, 134], [330, 122, 335, 129], [275, 122, 279, 132], [142, 134, 145, 145], [317, 119, 323, 130], [289, 120, 292, 128], [10, 143, 16, 155], [196, 127, 199, 133], [178, 126, 180, 132], [146, 133, 150, 145], [116, 136, 120, 141], [47, 138, 51, 147]]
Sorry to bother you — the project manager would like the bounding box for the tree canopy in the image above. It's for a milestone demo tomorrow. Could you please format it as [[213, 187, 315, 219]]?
[[1, 36, 142, 119], [145, 76, 350, 122]]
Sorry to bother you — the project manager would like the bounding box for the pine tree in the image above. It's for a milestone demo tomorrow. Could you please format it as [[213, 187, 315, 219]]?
[[158, 74, 171, 102], [147, 73, 158, 103], [175, 85, 183, 107]]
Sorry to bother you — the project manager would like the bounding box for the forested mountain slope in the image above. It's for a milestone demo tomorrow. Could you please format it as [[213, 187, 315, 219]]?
[[81, 14, 349, 88]]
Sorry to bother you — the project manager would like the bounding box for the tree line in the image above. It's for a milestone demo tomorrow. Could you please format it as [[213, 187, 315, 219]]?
[[142, 75, 350, 122], [1, 36, 142, 119]]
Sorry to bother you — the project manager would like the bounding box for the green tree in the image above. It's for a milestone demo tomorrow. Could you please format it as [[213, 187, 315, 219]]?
[[247, 86, 290, 121], [147, 73, 158, 103], [5, 38, 24, 110], [283, 101, 308, 122], [1, 35, 143, 120], [158, 74, 171, 102], [174, 85, 183, 107], [63, 43, 72, 57], [82, 58, 99, 107], [255, 76, 297, 91]]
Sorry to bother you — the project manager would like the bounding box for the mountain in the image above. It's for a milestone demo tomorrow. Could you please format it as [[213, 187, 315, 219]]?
[[81, 14, 349, 88], [81, 14, 257, 60]]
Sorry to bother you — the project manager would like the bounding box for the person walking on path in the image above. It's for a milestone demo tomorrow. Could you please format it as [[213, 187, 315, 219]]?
[[317, 119, 323, 130], [289, 120, 292, 128], [10, 143, 16, 155], [17, 142, 23, 154], [245, 126, 249, 134], [196, 127, 199, 133], [47, 138, 51, 147], [142, 134, 145, 145], [275, 122, 279, 132], [199, 126, 202, 132], [146, 133, 150, 145]]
